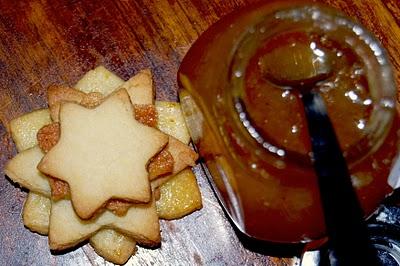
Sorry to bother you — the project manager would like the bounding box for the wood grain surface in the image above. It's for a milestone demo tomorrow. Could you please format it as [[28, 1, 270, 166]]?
[[0, 0, 399, 265]]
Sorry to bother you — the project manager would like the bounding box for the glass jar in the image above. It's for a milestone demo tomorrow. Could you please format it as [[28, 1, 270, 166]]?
[[178, 1, 399, 247]]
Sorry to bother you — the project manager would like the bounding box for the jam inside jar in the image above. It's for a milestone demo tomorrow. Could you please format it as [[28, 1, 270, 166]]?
[[178, 2, 399, 247]]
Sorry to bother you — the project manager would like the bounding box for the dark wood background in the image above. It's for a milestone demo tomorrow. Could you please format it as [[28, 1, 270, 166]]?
[[0, 0, 399, 265]]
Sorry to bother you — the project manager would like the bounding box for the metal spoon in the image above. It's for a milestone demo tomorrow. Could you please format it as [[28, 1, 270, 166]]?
[[261, 41, 380, 266]]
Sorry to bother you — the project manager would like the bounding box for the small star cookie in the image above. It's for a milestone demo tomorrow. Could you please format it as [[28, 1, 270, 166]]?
[[38, 88, 168, 219]]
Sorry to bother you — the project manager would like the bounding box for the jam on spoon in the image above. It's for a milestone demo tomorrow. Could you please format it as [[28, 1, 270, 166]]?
[[260, 33, 380, 266]]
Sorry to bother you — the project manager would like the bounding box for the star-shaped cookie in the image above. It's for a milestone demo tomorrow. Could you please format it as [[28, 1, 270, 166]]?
[[38, 88, 168, 219], [49, 198, 160, 250]]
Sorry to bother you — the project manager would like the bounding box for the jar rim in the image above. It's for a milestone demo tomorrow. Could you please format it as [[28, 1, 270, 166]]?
[[227, 4, 396, 166]]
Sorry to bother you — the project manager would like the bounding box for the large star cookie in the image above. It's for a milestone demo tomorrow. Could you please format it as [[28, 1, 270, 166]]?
[[49, 198, 160, 250], [38, 88, 168, 219]]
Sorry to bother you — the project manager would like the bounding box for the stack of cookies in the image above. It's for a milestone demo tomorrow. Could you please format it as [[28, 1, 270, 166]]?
[[4, 66, 202, 264]]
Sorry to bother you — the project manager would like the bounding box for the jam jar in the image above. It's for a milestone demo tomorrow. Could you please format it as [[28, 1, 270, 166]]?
[[178, 1, 399, 247]]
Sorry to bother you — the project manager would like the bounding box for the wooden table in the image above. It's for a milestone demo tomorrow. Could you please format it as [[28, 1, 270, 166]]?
[[0, 0, 399, 265]]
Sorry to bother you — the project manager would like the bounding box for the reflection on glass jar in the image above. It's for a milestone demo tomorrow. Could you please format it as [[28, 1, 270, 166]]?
[[178, 2, 399, 246]]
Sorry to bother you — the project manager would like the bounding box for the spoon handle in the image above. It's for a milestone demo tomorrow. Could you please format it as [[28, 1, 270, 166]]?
[[302, 91, 379, 266]]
